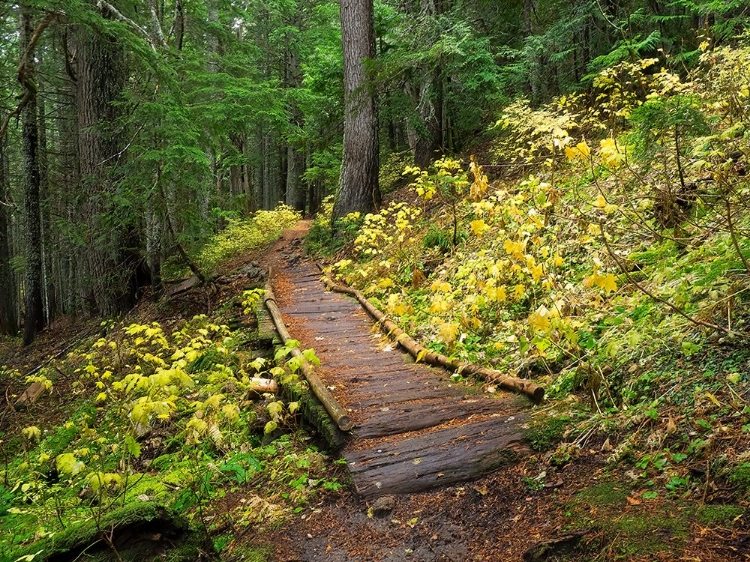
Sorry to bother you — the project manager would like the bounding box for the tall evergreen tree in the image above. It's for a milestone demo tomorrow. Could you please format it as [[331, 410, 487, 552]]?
[[75, 4, 134, 316], [333, 0, 380, 220], [20, 3, 45, 345]]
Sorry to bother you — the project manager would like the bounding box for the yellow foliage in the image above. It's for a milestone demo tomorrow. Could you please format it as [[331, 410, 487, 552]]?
[[378, 278, 395, 289], [470, 219, 490, 236], [437, 322, 460, 345], [599, 138, 624, 167], [22, 426, 41, 441], [528, 305, 552, 332], [584, 268, 618, 294], [469, 158, 489, 201], [430, 280, 452, 292], [530, 264, 544, 282], [429, 296, 453, 314], [387, 294, 412, 316]]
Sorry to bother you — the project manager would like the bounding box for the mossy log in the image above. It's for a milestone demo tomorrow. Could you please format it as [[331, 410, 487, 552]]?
[[280, 377, 348, 450], [13, 501, 209, 562], [264, 271, 353, 432], [321, 276, 545, 403]]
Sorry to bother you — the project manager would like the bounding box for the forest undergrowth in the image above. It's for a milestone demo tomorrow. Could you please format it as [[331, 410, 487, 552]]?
[[307, 42, 750, 559], [0, 207, 351, 562]]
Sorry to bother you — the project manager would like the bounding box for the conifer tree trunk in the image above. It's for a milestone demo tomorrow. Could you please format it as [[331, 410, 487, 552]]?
[[20, 3, 45, 345], [76, 9, 133, 316], [0, 137, 18, 336], [333, 0, 380, 221], [37, 84, 55, 323]]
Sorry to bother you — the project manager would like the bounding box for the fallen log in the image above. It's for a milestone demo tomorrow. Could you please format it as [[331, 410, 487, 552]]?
[[247, 377, 278, 395], [321, 275, 545, 403], [264, 270, 353, 431], [14, 381, 48, 411]]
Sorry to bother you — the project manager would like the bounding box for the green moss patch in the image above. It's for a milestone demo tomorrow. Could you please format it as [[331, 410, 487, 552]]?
[[14, 501, 211, 562]]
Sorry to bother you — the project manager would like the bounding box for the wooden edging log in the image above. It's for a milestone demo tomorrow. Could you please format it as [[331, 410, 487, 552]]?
[[320, 275, 545, 404], [263, 271, 353, 432]]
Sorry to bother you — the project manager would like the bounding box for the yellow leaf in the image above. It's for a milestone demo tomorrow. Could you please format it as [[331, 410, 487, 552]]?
[[22, 426, 41, 441], [429, 297, 452, 313], [430, 281, 452, 293], [438, 322, 460, 345], [531, 264, 544, 282], [503, 239, 525, 257], [564, 146, 577, 161], [485, 284, 507, 302], [600, 137, 624, 167], [596, 273, 618, 293], [576, 140, 591, 158], [377, 277, 395, 289], [705, 392, 721, 407], [513, 284, 525, 300], [528, 306, 551, 332], [470, 219, 490, 236], [553, 255, 564, 267], [593, 194, 607, 208]]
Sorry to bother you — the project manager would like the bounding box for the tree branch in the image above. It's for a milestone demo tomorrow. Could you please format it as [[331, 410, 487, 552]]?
[[0, 11, 58, 140], [96, 0, 156, 50]]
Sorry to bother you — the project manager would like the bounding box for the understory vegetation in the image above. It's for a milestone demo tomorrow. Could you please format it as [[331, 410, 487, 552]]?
[[308, 42, 750, 557], [3, 3, 750, 559], [0, 219, 338, 562]]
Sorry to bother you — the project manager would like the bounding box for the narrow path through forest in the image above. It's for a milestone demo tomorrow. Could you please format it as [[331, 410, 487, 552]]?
[[262, 223, 531, 498]]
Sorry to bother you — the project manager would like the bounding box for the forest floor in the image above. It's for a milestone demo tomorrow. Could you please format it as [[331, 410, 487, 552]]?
[[241, 226, 750, 562], [1, 224, 748, 562]]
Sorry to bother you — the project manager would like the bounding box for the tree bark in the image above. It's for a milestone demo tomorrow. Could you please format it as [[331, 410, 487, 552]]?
[[20, 3, 45, 345], [0, 138, 18, 336], [284, 27, 306, 213], [333, 0, 380, 221], [76, 6, 134, 316]]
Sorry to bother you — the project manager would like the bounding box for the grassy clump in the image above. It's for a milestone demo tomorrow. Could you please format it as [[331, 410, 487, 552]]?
[[196, 205, 301, 274], [526, 414, 571, 452]]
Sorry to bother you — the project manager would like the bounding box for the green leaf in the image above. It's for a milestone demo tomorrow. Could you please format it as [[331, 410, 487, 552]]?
[[56, 453, 85, 476], [302, 348, 321, 366], [125, 435, 142, 459]]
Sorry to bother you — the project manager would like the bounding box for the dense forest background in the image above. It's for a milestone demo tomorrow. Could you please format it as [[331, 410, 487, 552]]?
[[0, 0, 747, 344]]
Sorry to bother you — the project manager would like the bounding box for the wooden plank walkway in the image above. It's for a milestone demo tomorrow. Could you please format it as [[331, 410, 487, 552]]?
[[266, 237, 530, 498]]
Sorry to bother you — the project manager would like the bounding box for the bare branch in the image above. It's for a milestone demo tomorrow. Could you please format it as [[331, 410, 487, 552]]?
[[96, 0, 156, 51], [0, 11, 58, 140]]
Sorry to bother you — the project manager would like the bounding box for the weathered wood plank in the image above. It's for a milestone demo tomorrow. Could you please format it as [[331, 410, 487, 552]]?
[[345, 414, 529, 497], [265, 241, 532, 498], [354, 398, 504, 439], [348, 387, 461, 408]]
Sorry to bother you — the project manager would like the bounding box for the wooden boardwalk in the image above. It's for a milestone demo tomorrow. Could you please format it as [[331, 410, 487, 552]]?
[[267, 237, 530, 498]]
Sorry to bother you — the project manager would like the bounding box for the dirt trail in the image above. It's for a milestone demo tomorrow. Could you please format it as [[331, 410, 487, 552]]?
[[253, 224, 554, 561], [262, 222, 531, 498]]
